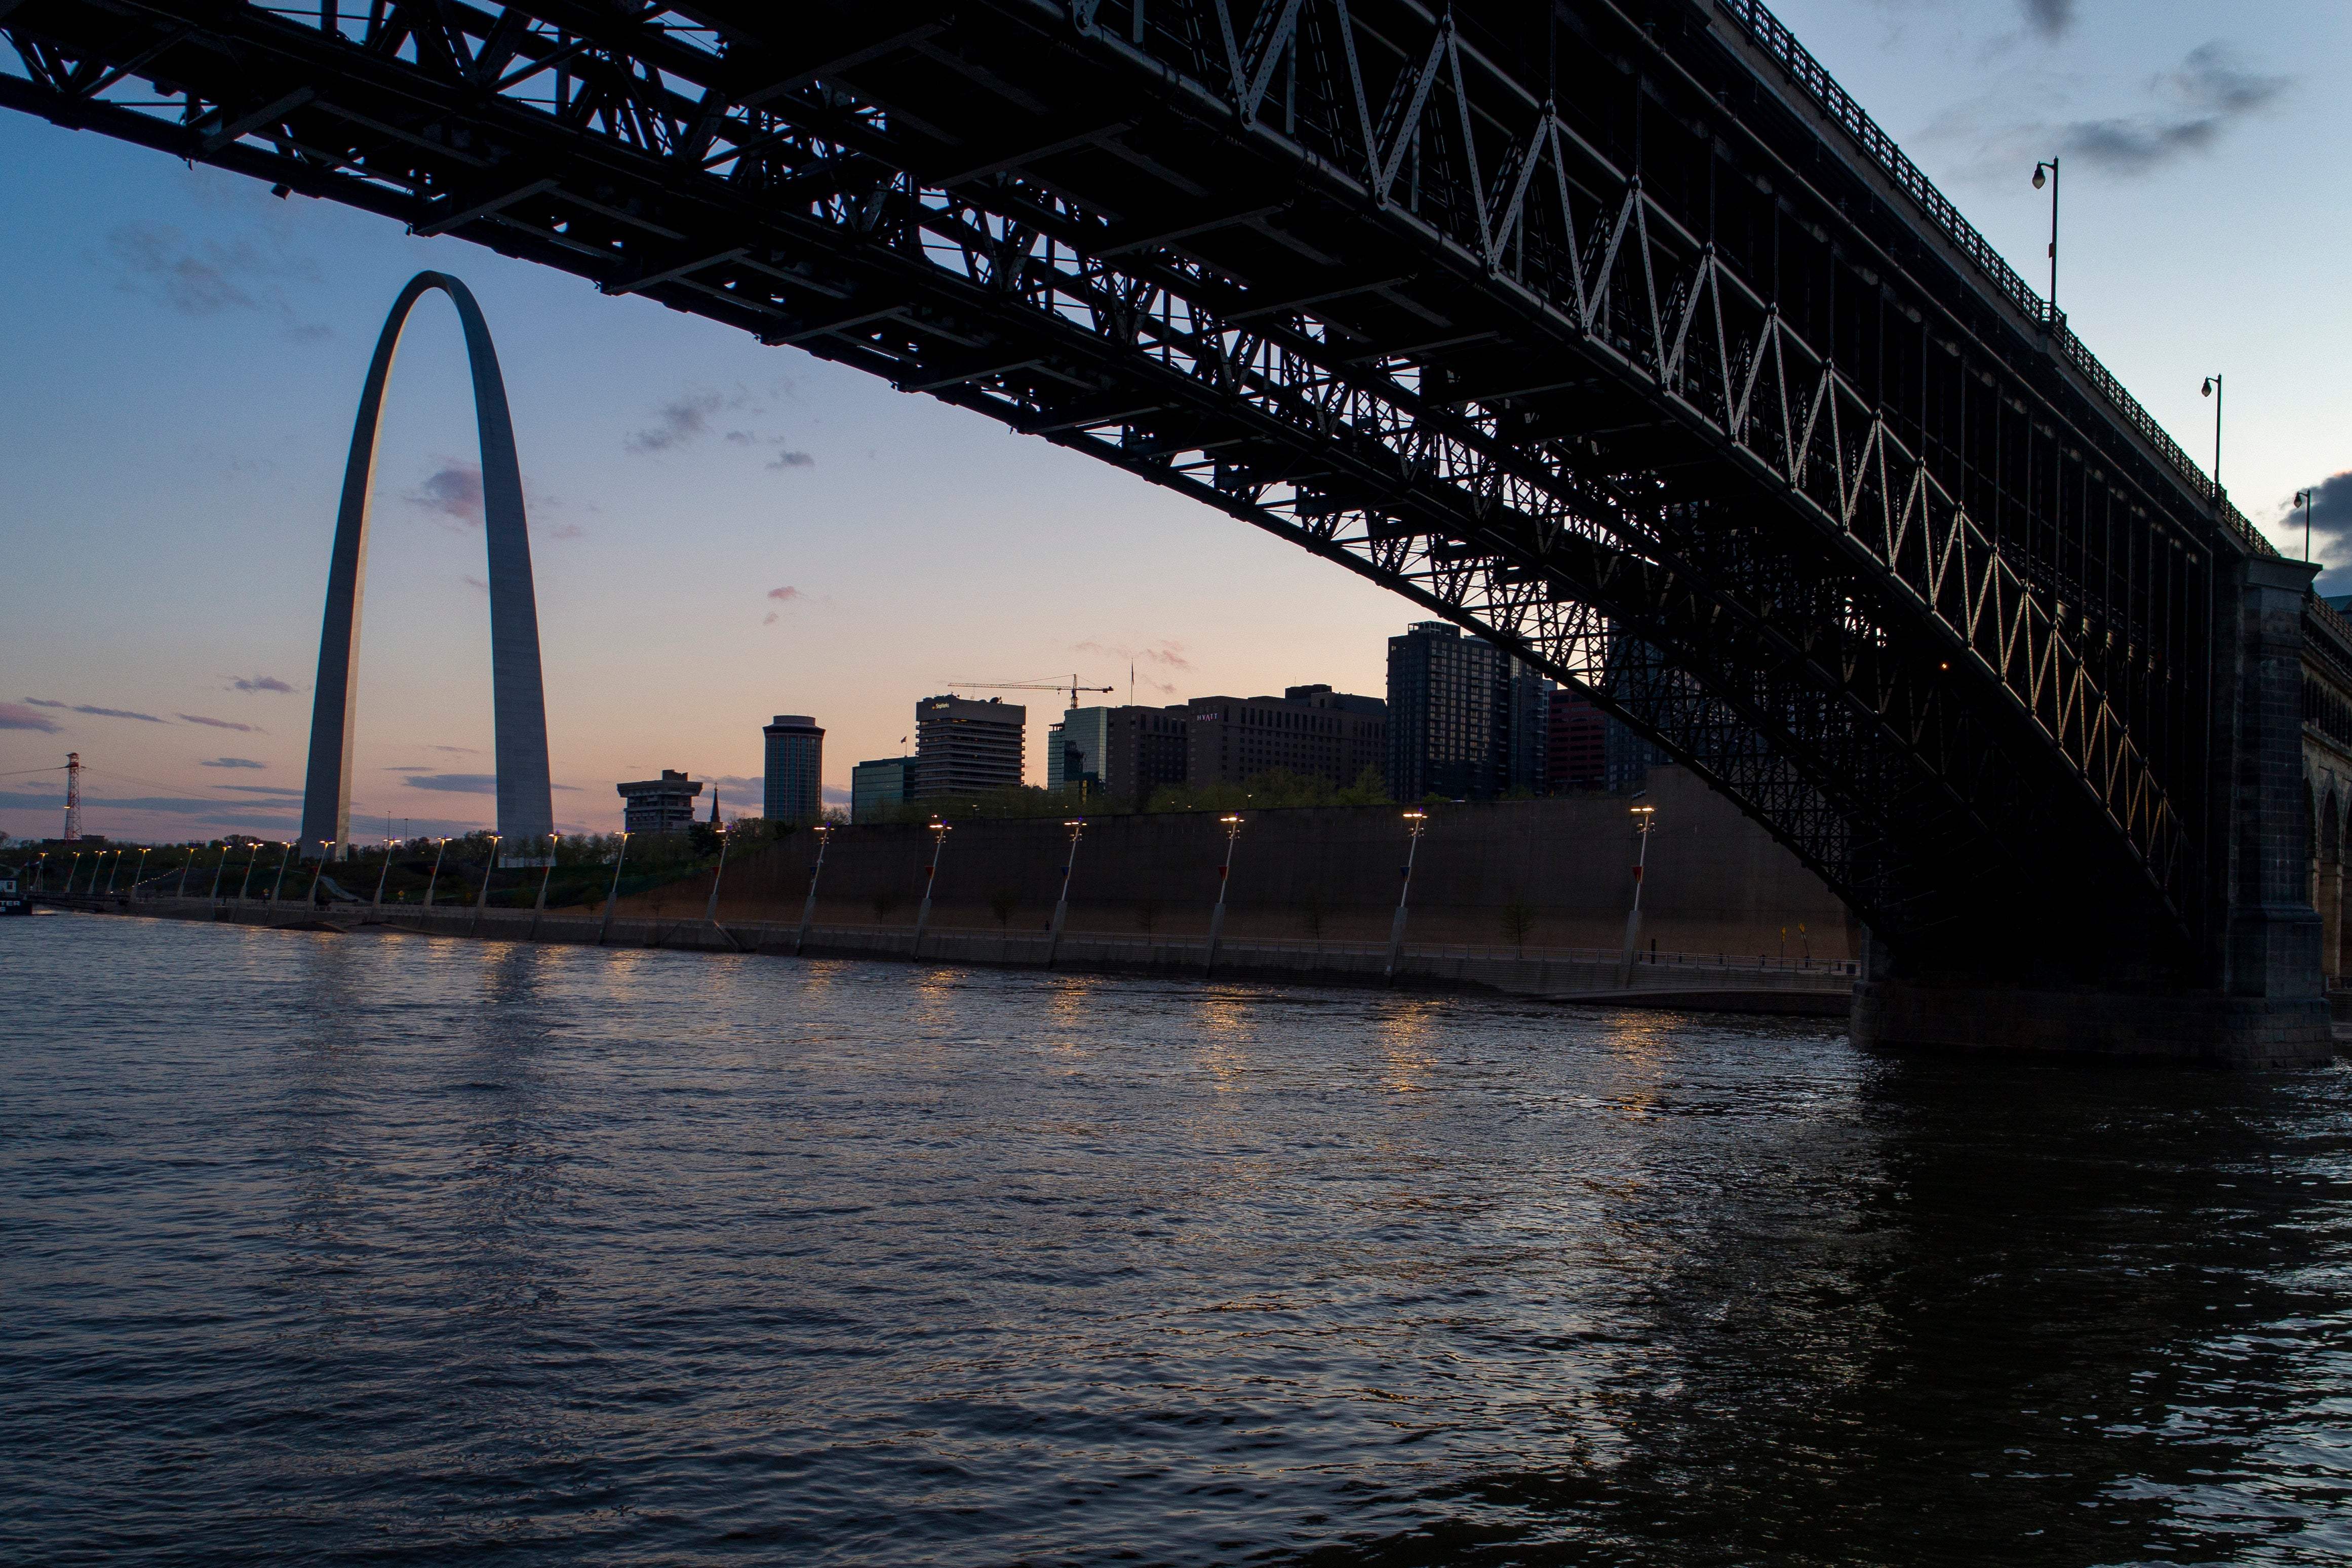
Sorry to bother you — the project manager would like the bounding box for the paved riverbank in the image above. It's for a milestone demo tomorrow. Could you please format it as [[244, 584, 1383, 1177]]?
[[83, 895, 1856, 1014]]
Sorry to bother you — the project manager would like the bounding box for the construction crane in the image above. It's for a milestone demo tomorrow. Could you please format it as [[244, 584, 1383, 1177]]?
[[946, 674, 1115, 710]]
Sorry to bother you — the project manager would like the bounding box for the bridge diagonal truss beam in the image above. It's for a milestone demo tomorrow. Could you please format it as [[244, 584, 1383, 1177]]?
[[1, 0, 2282, 962]]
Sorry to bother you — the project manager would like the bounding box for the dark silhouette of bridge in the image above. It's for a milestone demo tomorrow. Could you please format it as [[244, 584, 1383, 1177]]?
[[4, 1, 2338, 1059]]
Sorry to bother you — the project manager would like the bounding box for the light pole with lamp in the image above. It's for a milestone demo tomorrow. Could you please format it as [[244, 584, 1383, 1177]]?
[[529, 834, 558, 940], [207, 845, 229, 905], [2296, 488, 2317, 566], [910, 817, 952, 960], [64, 852, 81, 898], [266, 840, 295, 910], [795, 822, 833, 955], [422, 837, 450, 909], [1621, 801, 1657, 982], [1384, 808, 1430, 982], [598, 831, 632, 946], [371, 836, 394, 910], [1204, 813, 1244, 977], [123, 847, 150, 898], [470, 834, 501, 934], [1046, 817, 1085, 968], [701, 821, 737, 949], [2031, 156, 2060, 316], [2202, 374, 2224, 500]]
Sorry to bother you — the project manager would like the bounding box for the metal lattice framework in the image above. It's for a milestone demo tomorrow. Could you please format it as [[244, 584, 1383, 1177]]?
[[0, 0, 2269, 964]]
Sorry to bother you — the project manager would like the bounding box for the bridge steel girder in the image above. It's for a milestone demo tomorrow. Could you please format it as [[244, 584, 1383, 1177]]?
[[0, 0, 2298, 982]]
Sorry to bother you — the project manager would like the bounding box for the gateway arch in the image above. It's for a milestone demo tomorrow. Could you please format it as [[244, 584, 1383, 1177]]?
[[299, 271, 554, 858]]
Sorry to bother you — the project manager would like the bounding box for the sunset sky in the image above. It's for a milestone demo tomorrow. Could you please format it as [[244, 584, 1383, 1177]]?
[[3, 0, 2346, 846]]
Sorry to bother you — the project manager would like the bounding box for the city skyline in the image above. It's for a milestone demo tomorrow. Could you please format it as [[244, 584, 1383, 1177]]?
[[4, 0, 2346, 845]]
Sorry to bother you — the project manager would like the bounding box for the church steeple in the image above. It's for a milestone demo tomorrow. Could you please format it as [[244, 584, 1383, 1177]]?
[[709, 789, 721, 826]]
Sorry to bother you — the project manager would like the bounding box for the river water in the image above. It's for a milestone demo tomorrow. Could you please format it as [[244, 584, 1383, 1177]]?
[[5, 913, 2350, 1565]]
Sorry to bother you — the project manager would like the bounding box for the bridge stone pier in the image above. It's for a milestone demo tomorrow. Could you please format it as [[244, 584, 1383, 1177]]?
[[4, 0, 2337, 1060], [1857, 558, 2331, 1065]]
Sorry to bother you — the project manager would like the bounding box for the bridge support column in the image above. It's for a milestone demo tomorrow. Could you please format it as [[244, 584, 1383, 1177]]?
[[1854, 557, 2333, 1066]]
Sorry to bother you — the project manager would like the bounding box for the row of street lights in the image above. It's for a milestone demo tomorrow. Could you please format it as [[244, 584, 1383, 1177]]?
[[788, 800, 1666, 981], [2033, 156, 2319, 559]]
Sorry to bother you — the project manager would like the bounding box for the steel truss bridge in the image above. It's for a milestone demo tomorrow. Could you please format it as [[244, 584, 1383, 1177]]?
[[4, 0, 2336, 1033]]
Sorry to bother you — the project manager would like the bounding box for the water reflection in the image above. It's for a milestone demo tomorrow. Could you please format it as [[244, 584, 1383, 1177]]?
[[5, 914, 2347, 1567]]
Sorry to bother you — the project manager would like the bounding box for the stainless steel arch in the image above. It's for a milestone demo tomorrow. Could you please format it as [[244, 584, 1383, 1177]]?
[[298, 271, 553, 858]]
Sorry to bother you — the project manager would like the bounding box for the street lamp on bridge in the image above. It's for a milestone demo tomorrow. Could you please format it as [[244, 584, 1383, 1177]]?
[[911, 817, 953, 961], [2031, 156, 2059, 316], [2202, 374, 2224, 499], [2296, 487, 2317, 567], [1046, 817, 1086, 969]]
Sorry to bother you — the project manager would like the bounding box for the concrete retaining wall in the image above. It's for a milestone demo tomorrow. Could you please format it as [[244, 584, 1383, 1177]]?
[[628, 766, 1860, 961]]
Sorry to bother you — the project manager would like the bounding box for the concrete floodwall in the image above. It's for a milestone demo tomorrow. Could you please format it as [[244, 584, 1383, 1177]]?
[[629, 766, 1860, 961]]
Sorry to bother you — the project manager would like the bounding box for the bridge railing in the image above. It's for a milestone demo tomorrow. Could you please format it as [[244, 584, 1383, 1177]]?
[[1716, 0, 2272, 560]]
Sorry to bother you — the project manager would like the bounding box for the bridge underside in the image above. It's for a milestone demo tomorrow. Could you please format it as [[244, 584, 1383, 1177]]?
[[2, 0, 2330, 1054]]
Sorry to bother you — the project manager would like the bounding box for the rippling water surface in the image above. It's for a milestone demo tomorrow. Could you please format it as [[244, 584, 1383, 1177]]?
[[5, 913, 2351, 1565]]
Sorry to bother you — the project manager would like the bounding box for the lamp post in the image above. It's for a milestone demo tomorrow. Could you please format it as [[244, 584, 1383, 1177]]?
[[471, 834, 501, 934], [266, 840, 294, 909], [1204, 813, 1244, 977], [308, 841, 332, 909], [1046, 817, 1085, 969], [422, 837, 449, 910], [65, 852, 81, 897], [529, 834, 557, 940], [598, 831, 632, 946], [1384, 808, 1430, 982], [96, 849, 119, 894], [33, 852, 48, 893], [124, 847, 149, 898], [2296, 488, 2317, 566], [795, 822, 833, 956], [2201, 374, 2223, 499], [701, 821, 734, 948], [910, 817, 952, 960], [1621, 802, 1657, 982], [207, 845, 228, 905], [2031, 156, 2059, 316], [371, 837, 394, 909]]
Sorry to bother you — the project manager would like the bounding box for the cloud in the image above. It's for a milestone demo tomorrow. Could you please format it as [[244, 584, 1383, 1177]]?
[[217, 784, 303, 797], [401, 773, 498, 794], [231, 674, 295, 693], [2018, 0, 2073, 39], [1074, 639, 1194, 694], [101, 221, 323, 319], [628, 390, 725, 454], [725, 430, 755, 446], [28, 698, 166, 723], [406, 459, 484, 526], [201, 757, 267, 769], [179, 714, 259, 732], [0, 702, 64, 732], [2290, 472, 2352, 585], [428, 744, 480, 755], [822, 784, 853, 806], [767, 448, 815, 470], [2054, 44, 2290, 174], [767, 586, 803, 603], [463, 575, 489, 594]]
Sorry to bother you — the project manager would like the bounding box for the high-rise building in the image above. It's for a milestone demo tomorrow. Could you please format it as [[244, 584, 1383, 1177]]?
[[616, 768, 702, 834], [1186, 689, 1387, 790], [1548, 689, 1608, 791], [1386, 622, 1499, 800], [851, 756, 918, 822], [1056, 704, 1191, 803], [1384, 622, 1553, 800], [762, 714, 824, 824], [914, 695, 1025, 797], [1047, 710, 1103, 796]]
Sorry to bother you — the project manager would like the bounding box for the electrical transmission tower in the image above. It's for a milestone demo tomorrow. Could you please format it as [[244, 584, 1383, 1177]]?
[[62, 751, 81, 842]]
